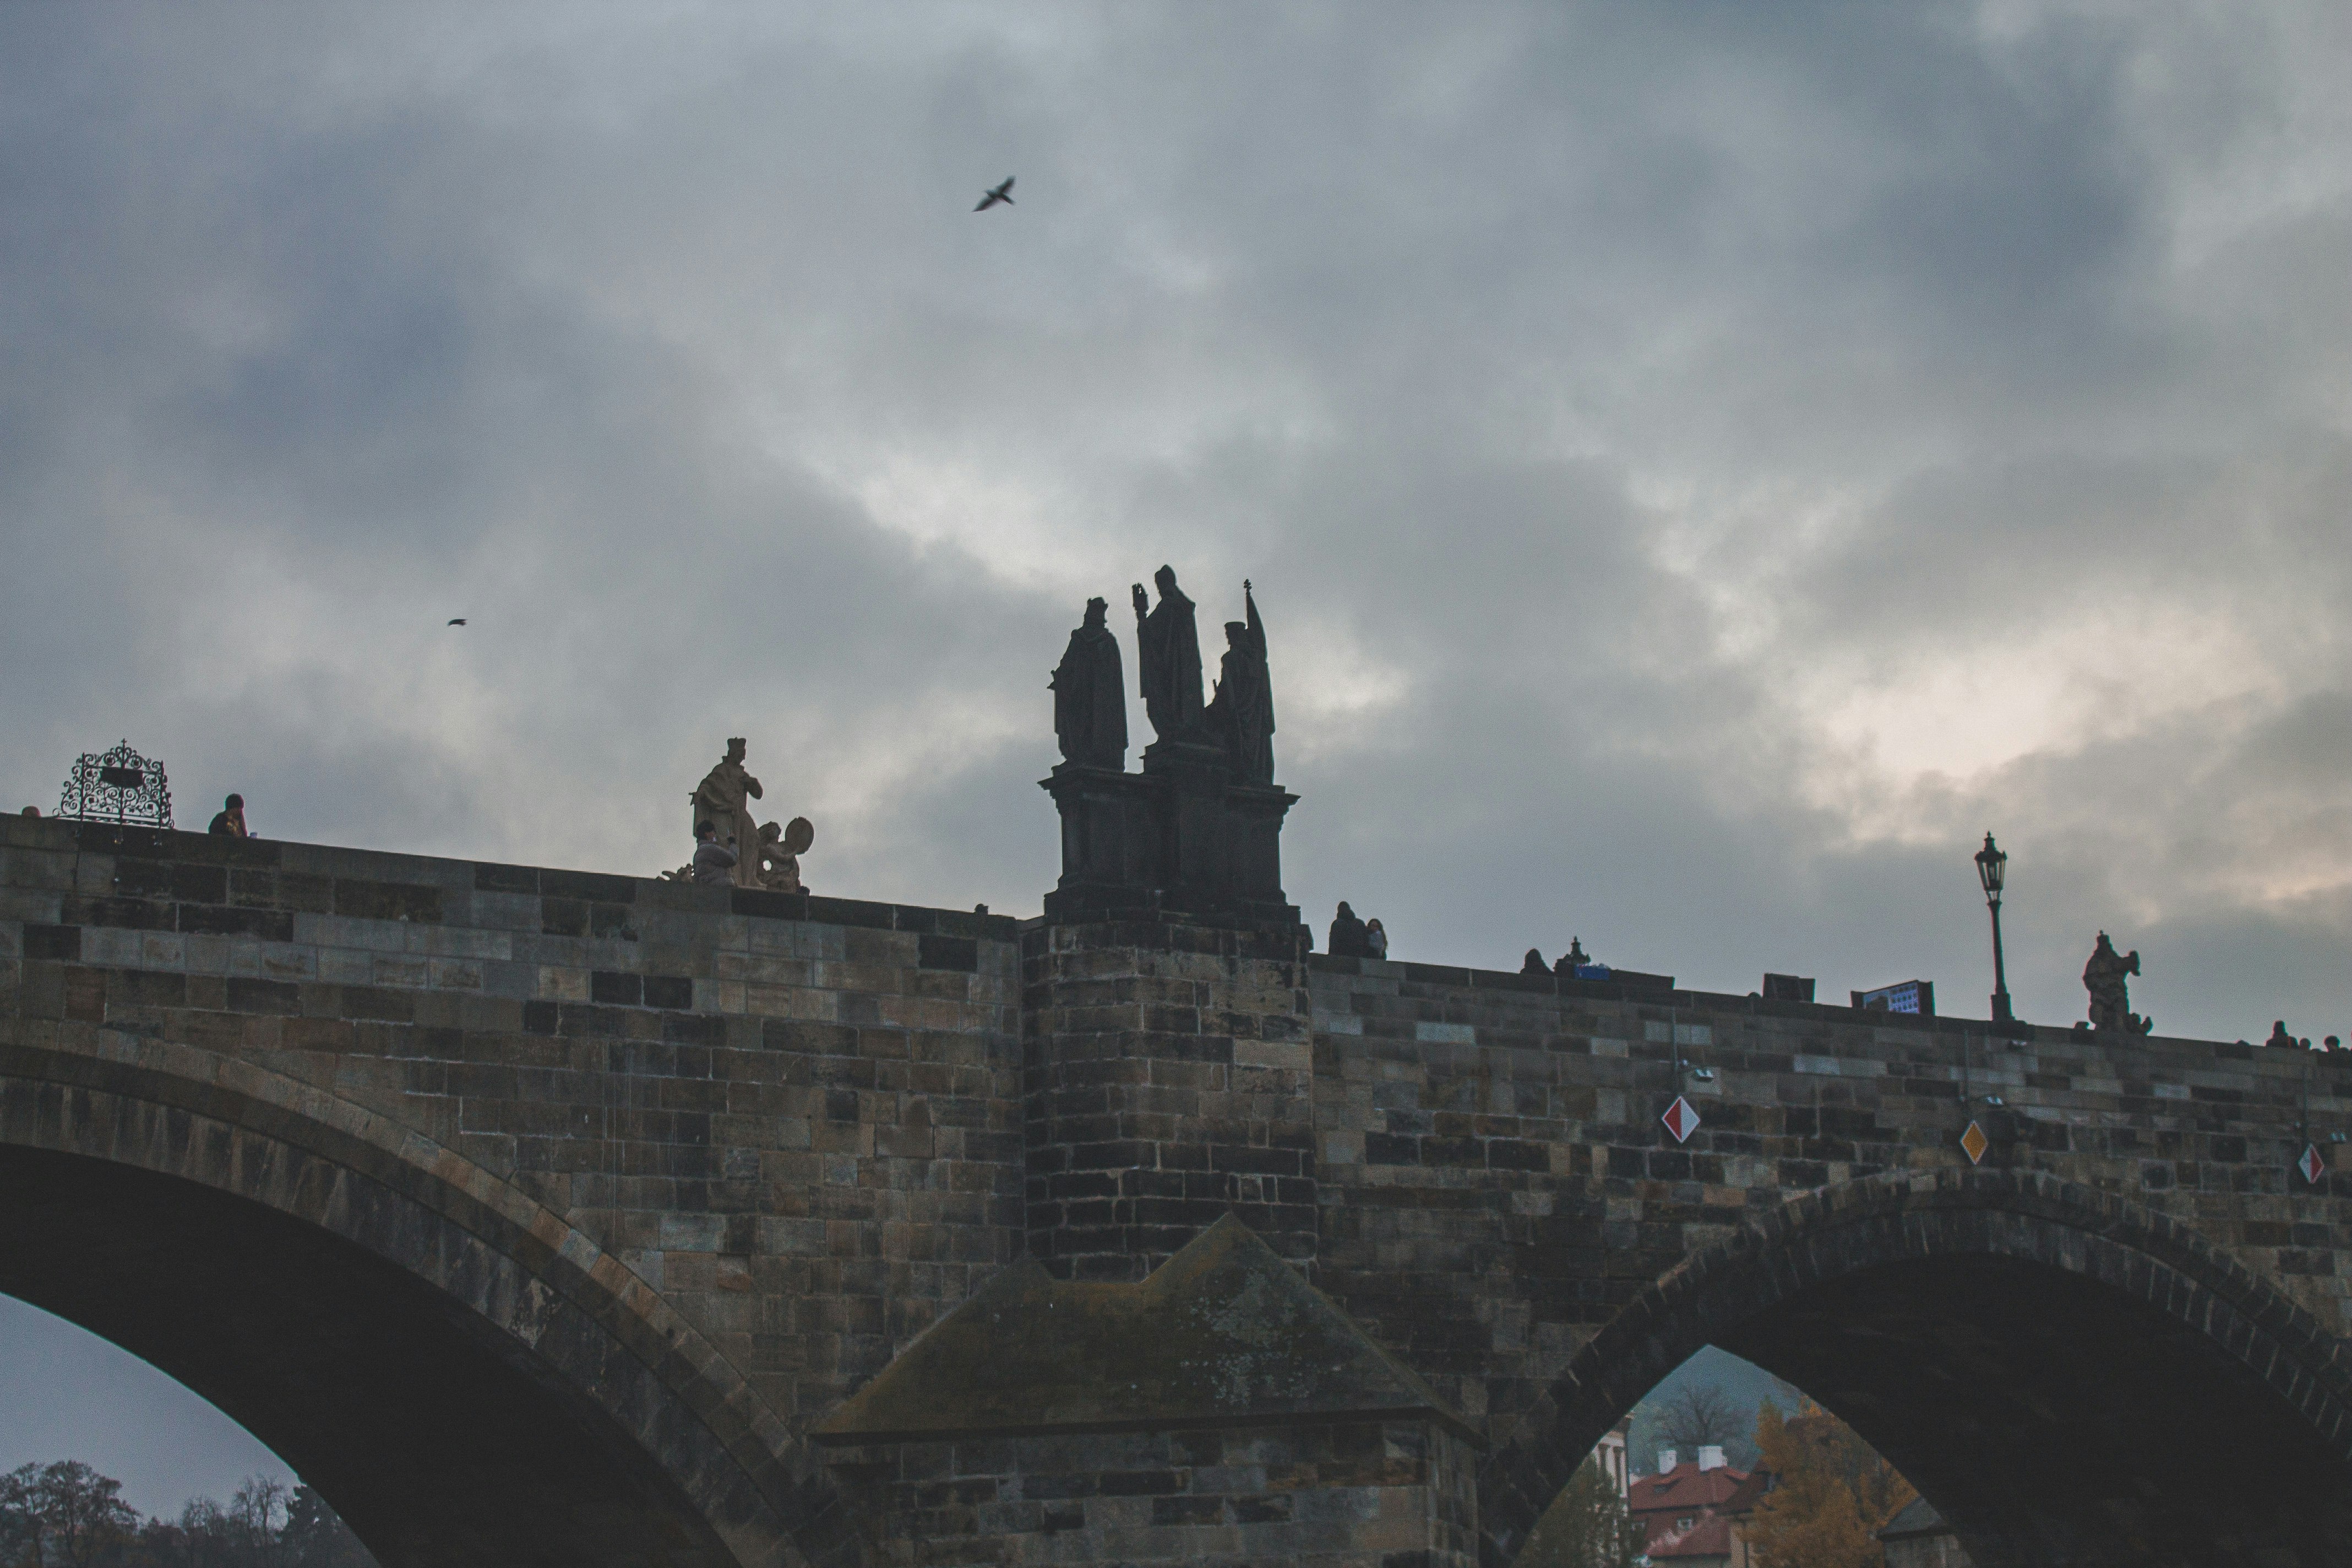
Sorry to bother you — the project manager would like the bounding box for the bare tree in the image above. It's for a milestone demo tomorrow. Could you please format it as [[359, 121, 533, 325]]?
[[228, 1476, 291, 1568], [1657, 1382, 1746, 1454], [7, 1460, 140, 1568]]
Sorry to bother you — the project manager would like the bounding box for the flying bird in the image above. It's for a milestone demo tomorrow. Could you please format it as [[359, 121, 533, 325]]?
[[447, 618, 466, 626], [974, 177, 1015, 212]]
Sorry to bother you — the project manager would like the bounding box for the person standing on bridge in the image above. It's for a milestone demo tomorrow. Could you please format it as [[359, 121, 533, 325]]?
[[1327, 901, 1370, 957]]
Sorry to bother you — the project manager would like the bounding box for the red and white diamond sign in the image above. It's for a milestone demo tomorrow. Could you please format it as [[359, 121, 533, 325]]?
[[2298, 1144, 2328, 1187], [1661, 1096, 1701, 1144]]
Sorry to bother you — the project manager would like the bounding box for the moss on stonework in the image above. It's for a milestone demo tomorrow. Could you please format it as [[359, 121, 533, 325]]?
[[813, 1215, 1476, 1444]]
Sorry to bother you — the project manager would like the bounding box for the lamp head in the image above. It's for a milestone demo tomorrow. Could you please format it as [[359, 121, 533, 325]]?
[[1974, 831, 2007, 901]]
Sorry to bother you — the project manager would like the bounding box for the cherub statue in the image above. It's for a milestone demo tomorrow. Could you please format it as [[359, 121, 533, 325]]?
[[755, 817, 815, 894]]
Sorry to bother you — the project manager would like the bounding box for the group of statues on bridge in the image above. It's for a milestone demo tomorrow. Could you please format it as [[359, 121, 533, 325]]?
[[648, 609, 2273, 1057], [662, 738, 814, 892], [1052, 567, 1275, 783]]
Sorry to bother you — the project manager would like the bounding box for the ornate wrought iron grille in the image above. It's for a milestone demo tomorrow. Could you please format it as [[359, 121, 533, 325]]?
[[58, 741, 173, 829]]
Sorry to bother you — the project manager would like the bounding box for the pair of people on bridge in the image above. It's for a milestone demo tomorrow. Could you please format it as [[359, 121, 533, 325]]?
[[1328, 902, 1387, 960], [1522, 940, 1593, 977]]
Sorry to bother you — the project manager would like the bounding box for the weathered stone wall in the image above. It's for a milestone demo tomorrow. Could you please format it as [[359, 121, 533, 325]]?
[[7, 816, 2349, 1566], [1306, 955, 2352, 1444], [0, 814, 1025, 1435], [1020, 919, 1316, 1280], [825, 1419, 1477, 1567]]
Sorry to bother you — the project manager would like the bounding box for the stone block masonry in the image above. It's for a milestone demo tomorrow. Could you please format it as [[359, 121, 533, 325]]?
[[1021, 918, 1316, 1280], [0, 814, 1026, 1437], [1306, 955, 2352, 1439], [825, 1420, 1477, 1568]]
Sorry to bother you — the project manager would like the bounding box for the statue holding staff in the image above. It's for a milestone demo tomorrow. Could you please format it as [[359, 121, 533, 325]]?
[[1206, 580, 1274, 784]]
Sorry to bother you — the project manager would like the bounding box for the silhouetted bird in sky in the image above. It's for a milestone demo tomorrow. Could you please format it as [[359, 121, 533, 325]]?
[[447, 618, 466, 626], [974, 177, 1015, 212]]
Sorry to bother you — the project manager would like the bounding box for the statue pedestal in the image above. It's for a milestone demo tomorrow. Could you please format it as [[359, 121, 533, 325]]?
[[1039, 745, 1301, 936]]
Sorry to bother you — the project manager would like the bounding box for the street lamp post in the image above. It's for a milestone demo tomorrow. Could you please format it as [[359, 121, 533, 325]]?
[[1974, 832, 2013, 1025]]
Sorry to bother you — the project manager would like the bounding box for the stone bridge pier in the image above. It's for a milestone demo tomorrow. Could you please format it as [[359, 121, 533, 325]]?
[[2, 810, 2348, 1566]]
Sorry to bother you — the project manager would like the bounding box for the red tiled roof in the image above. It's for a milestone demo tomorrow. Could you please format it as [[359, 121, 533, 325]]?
[[1718, 1468, 1773, 1514], [1631, 1461, 1771, 1565], [1630, 1461, 1754, 1515]]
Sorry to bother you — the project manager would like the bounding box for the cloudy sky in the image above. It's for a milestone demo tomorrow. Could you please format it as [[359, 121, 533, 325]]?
[[4, 0, 2350, 1508]]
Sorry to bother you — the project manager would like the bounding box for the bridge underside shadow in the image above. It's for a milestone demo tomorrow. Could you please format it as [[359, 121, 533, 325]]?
[[0, 1142, 741, 1568], [1483, 1172, 2352, 1568], [1721, 1254, 2351, 1568]]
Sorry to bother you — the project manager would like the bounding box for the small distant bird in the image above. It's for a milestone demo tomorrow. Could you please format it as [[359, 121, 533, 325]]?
[[447, 618, 466, 626], [974, 176, 1015, 213]]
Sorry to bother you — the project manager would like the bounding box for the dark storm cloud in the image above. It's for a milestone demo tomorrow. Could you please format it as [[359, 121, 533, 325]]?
[[4, 3, 2348, 1038]]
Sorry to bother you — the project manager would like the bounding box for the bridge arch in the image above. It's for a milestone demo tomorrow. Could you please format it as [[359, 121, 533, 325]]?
[[1481, 1168, 2352, 1568], [0, 1029, 853, 1568]]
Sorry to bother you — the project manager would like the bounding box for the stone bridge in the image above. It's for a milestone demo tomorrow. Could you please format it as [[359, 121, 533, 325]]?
[[2, 812, 2348, 1567]]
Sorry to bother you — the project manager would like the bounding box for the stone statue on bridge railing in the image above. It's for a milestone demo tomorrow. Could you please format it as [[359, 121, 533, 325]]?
[[1133, 566, 1206, 745], [1052, 596, 1128, 769], [1043, 568, 1302, 934], [754, 816, 814, 894], [2083, 931, 2153, 1036], [691, 738, 764, 888], [1205, 581, 1274, 785]]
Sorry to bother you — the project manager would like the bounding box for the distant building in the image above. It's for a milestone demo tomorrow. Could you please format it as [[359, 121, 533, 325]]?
[[1880, 1497, 1973, 1567], [1628, 1445, 1772, 1568], [1594, 1415, 1632, 1496]]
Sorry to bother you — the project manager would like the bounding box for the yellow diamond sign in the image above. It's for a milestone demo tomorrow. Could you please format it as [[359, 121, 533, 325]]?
[[1960, 1120, 1990, 1166]]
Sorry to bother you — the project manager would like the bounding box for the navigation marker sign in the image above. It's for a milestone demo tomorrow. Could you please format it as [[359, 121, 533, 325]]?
[[1960, 1121, 1990, 1166], [2299, 1143, 2328, 1188], [1661, 1096, 1701, 1144]]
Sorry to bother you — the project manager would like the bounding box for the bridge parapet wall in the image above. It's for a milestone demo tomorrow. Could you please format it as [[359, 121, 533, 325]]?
[[1306, 954, 2352, 1446], [0, 815, 1025, 1436]]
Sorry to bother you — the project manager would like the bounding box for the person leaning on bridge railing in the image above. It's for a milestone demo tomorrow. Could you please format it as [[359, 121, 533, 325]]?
[[690, 820, 737, 886], [208, 793, 251, 837]]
